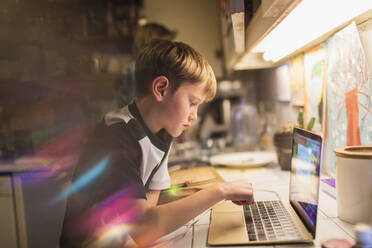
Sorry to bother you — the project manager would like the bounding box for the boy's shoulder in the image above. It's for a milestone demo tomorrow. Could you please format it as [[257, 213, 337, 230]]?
[[94, 107, 145, 147], [97, 103, 172, 151], [104, 105, 135, 126]]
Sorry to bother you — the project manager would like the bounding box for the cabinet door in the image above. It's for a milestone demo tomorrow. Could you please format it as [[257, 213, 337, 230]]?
[[0, 176, 12, 195], [0, 196, 18, 248]]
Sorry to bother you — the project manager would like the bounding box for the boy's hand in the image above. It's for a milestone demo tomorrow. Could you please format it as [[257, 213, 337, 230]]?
[[217, 180, 254, 205]]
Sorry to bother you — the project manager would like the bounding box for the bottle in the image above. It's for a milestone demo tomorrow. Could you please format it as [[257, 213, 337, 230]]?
[[259, 121, 270, 150], [230, 99, 259, 151]]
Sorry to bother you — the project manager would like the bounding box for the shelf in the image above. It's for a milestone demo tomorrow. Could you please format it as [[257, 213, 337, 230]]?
[[45, 73, 121, 83], [0, 73, 119, 106]]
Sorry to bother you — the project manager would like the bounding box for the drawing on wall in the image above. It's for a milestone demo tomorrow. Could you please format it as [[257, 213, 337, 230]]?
[[324, 22, 372, 174], [290, 54, 305, 107], [304, 46, 327, 133]]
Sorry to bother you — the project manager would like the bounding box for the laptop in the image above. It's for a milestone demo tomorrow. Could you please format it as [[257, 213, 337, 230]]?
[[208, 127, 323, 245]]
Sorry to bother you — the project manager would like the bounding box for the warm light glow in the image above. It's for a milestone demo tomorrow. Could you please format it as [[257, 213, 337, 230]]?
[[93, 224, 133, 247], [167, 184, 181, 196], [252, 0, 372, 62], [99, 224, 132, 240]]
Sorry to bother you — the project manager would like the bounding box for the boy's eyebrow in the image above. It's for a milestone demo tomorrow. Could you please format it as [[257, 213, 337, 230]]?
[[190, 95, 203, 102]]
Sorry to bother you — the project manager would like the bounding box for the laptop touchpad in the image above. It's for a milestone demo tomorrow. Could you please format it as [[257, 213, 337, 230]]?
[[209, 211, 249, 244]]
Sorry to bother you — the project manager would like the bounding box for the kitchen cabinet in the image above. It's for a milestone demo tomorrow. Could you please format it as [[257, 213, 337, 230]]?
[[222, 0, 301, 71], [21, 165, 74, 248], [0, 158, 77, 248], [0, 176, 18, 248], [0, 196, 18, 248], [0, 171, 30, 248]]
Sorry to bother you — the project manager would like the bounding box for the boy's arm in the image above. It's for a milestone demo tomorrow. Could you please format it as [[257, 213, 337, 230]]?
[[145, 190, 160, 207], [130, 180, 253, 247]]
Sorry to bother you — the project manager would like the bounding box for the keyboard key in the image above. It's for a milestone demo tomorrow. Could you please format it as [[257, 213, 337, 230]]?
[[248, 234, 257, 241], [243, 200, 301, 242]]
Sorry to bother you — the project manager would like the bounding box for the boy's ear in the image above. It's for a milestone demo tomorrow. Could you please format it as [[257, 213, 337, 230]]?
[[152, 76, 170, 101]]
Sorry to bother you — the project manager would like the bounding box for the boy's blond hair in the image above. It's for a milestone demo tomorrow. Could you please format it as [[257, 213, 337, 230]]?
[[135, 39, 217, 102]]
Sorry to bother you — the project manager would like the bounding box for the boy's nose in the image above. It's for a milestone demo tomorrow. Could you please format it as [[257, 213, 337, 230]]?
[[189, 110, 197, 122]]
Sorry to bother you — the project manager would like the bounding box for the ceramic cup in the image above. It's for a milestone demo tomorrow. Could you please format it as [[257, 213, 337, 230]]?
[[334, 146, 372, 224]]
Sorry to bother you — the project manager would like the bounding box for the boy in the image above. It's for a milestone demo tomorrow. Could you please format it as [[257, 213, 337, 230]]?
[[60, 39, 254, 247]]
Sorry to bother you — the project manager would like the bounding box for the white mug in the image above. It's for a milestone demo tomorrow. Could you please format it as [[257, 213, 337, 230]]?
[[334, 146, 372, 224]]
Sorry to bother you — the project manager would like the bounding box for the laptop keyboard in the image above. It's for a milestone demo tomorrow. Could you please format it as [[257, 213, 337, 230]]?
[[243, 201, 303, 241]]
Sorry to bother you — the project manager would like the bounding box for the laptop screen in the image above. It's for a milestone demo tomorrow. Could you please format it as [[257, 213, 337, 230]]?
[[289, 128, 322, 237]]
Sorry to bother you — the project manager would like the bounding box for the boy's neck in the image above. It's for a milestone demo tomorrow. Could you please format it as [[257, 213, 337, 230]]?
[[135, 97, 162, 134]]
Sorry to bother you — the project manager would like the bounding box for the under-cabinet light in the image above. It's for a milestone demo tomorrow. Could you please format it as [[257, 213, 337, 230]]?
[[252, 0, 372, 62]]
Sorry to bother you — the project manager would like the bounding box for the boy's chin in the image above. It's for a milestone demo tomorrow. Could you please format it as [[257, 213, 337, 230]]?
[[172, 132, 182, 138], [168, 130, 183, 138]]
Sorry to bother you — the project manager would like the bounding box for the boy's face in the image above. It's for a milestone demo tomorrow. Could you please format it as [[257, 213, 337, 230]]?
[[161, 81, 206, 137]]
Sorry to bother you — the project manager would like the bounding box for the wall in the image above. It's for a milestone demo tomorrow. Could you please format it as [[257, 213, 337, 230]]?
[[255, 67, 298, 134], [254, 20, 372, 175], [144, 0, 224, 78]]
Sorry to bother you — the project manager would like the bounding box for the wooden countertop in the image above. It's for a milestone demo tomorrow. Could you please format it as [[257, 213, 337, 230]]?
[[0, 162, 45, 173], [0, 157, 54, 173]]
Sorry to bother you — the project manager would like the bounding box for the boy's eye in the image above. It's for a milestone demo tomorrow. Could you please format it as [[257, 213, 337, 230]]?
[[190, 102, 198, 107]]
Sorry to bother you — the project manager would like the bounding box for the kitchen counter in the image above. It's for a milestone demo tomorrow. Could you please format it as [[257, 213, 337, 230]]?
[[153, 162, 356, 248], [0, 159, 46, 248], [0, 161, 46, 173]]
